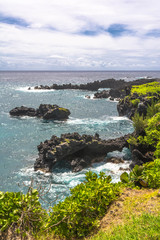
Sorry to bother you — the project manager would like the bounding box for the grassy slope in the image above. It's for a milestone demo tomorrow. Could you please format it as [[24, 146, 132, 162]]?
[[87, 189, 160, 240]]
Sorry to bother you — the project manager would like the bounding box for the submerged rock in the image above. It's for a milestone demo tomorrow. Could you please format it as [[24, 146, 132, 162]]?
[[94, 90, 110, 99], [106, 157, 125, 164], [9, 104, 70, 120], [34, 132, 132, 173]]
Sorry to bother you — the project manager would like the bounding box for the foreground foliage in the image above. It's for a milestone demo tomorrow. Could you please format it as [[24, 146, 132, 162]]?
[[46, 171, 121, 238], [121, 159, 160, 188], [0, 172, 121, 239], [0, 189, 47, 238]]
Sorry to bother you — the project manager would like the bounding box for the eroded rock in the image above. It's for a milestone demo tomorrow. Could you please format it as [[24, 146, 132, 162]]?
[[34, 132, 132, 172], [9, 104, 70, 120]]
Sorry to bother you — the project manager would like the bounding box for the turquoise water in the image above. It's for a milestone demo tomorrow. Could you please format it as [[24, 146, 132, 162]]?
[[0, 71, 159, 207]]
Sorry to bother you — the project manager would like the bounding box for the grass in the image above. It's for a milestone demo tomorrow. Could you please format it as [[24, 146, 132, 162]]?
[[87, 188, 160, 240], [89, 213, 160, 240]]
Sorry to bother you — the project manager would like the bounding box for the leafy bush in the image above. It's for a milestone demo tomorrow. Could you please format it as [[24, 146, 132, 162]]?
[[131, 99, 140, 107], [0, 189, 47, 236], [120, 165, 147, 188], [132, 112, 146, 135], [146, 100, 160, 119], [144, 112, 160, 145], [142, 159, 160, 188], [46, 171, 121, 238], [121, 159, 160, 189], [127, 136, 138, 147]]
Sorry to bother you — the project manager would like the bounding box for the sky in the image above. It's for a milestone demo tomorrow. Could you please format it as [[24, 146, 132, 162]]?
[[0, 0, 160, 70]]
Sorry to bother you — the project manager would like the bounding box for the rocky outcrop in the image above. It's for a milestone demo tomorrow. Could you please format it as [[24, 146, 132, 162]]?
[[129, 149, 154, 169], [30, 78, 155, 92], [93, 86, 131, 100], [9, 106, 37, 117], [10, 104, 70, 120], [94, 90, 110, 99], [117, 92, 160, 119], [34, 132, 132, 173]]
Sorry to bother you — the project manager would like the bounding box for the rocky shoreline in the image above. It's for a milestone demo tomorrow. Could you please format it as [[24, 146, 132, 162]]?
[[33, 79, 160, 173], [29, 78, 155, 92], [9, 104, 70, 120]]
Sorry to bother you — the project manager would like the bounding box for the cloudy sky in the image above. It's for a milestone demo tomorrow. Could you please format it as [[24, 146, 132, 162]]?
[[0, 0, 160, 70]]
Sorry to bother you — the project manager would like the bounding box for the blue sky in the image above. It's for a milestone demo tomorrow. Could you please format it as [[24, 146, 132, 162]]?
[[0, 0, 160, 70]]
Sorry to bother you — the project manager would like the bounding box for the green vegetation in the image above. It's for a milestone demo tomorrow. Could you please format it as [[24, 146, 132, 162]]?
[[46, 171, 121, 238], [0, 172, 121, 239], [58, 107, 69, 112], [131, 112, 146, 135], [0, 189, 47, 237], [89, 213, 160, 240], [131, 81, 160, 96], [131, 98, 140, 107], [121, 160, 160, 188]]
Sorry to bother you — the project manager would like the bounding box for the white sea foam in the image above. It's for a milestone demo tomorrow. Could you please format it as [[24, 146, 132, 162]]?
[[98, 88, 110, 91], [16, 87, 55, 93], [1, 123, 7, 126], [67, 116, 131, 126], [84, 94, 95, 100]]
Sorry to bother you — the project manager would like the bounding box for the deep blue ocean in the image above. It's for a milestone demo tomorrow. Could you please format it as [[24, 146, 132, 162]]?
[[0, 71, 160, 207]]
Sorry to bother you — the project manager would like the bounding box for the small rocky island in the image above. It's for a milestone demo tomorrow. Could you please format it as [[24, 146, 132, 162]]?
[[9, 104, 70, 120]]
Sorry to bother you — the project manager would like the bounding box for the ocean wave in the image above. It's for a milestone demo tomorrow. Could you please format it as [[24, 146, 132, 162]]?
[[15, 87, 55, 93], [67, 116, 131, 126]]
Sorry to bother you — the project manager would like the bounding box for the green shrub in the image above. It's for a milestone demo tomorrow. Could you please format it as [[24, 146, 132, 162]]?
[[121, 159, 160, 189], [0, 189, 47, 235], [132, 112, 146, 135], [131, 99, 140, 107], [46, 171, 121, 238], [146, 100, 160, 119], [127, 136, 138, 146], [142, 159, 160, 188], [143, 112, 160, 147]]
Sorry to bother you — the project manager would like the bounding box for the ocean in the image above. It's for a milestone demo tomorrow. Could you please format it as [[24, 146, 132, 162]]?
[[0, 71, 160, 207]]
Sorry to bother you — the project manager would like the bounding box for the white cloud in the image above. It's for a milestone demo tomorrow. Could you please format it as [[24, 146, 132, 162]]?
[[0, 0, 160, 69]]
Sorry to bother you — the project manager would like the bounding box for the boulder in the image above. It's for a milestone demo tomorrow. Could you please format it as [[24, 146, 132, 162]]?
[[94, 90, 110, 99], [106, 157, 125, 164], [9, 106, 36, 117], [10, 104, 70, 120], [129, 149, 154, 170]]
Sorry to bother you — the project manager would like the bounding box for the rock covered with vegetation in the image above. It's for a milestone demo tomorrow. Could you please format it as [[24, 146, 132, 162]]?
[[9, 104, 70, 120], [117, 81, 160, 119], [117, 81, 160, 171], [34, 132, 131, 172]]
